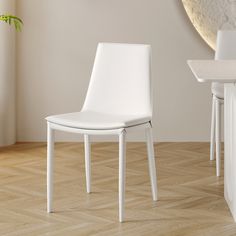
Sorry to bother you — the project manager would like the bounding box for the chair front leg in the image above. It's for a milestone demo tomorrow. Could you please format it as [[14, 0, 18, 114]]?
[[119, 130, 126, 223], [84, 134, 91, 193], [47, 122, 55, 213], [145, 125, 158, 201], [215, 98, 221, 177], [210, 96, 216, 161]]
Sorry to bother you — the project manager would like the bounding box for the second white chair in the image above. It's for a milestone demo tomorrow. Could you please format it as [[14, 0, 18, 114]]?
[[46, 43, 158, 222], [210, 30, 236, 176]]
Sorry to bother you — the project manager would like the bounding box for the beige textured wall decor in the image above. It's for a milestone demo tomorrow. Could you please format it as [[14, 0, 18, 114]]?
[[182, 0, 236, 50]]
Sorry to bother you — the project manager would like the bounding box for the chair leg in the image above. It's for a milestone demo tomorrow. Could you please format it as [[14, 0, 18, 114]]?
[[47, 123, 55, 213], [84, 134, 91, 193], [210, 96, 216, 161], [145, 126, 158, 201], [119, 130, 126, 223], [215, 98, 221, 177]]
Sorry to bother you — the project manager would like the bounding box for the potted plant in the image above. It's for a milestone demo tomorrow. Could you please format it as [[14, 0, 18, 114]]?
[[0, 14, 22, 31]]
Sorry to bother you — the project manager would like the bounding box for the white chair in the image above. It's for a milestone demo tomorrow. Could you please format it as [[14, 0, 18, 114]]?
[[46, 43, 158, 222], [210, 30, 236, 176]]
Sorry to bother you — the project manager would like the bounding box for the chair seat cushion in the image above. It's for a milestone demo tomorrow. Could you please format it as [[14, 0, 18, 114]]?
[[46, 111, 151, 130], [211, 82, 224, 99]]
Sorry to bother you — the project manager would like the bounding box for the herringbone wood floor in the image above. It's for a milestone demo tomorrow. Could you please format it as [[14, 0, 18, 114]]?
[[0, 142, 234, 236]]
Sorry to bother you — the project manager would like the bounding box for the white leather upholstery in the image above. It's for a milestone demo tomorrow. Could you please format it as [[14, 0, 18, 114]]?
[[47, 111, 151, 130], [46, 43, 152, 130], [46, 43, 157, 222], [83, 43, 152, 116], [212, 31, 236, 98]]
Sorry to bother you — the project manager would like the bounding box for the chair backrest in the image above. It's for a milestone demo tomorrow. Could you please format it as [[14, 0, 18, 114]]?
[[82, 43, 152, 117], [215, 30, 236, 60]]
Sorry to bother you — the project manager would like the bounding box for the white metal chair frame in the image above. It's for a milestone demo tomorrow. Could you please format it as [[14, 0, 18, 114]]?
[[210, 94, 223, 177], [46, 43, 158, 222], [47, 121, 157, 222]]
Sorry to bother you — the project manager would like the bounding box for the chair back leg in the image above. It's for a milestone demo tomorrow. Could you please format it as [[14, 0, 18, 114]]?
[[84, 134, 91, 193], [119, 130, 126, 222], [145, 126, 158, 201], [47, 123, 55, 213]]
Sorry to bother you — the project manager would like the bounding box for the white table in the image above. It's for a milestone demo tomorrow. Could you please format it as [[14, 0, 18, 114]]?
[[188, 60, 236, 221]]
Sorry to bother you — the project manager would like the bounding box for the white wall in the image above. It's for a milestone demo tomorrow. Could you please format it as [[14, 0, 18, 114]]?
[[16, 0, 214, 142]]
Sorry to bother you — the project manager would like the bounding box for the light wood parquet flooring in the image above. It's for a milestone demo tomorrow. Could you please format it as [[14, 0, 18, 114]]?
[[0, 142, 234, 236]]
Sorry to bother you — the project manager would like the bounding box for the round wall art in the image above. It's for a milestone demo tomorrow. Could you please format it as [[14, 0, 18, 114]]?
[[182, 0, 236, 50]]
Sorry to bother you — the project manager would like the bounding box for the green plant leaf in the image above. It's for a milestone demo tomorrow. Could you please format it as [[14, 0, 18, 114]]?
[[0, 14, 23, 31]]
